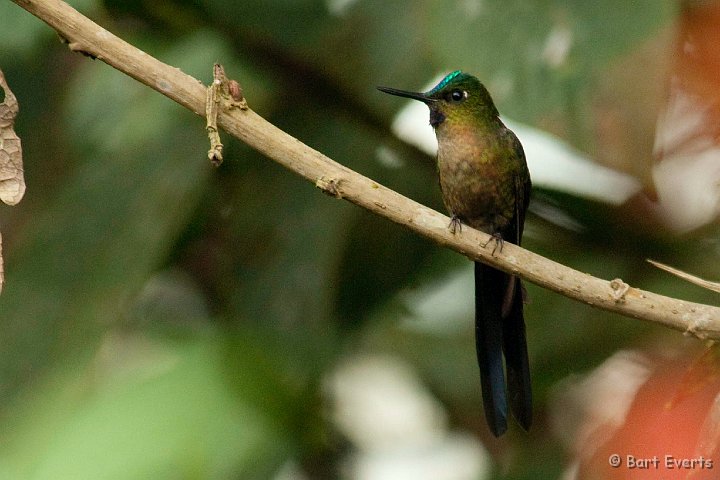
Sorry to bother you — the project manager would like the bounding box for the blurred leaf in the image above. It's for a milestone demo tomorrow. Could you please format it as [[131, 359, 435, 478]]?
[[428, 0, 676, 124], [0, 335, 292, 480]]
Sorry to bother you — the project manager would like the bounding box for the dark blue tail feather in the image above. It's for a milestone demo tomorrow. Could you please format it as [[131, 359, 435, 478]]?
[[475, 262, 532, 436], [474, 262, 508, 437], [503, 277, 532, 430]]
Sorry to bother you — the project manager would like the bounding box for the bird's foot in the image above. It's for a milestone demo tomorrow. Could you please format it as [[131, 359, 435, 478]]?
[[448, 215, 463, 234], [482, 232, 504, 256]]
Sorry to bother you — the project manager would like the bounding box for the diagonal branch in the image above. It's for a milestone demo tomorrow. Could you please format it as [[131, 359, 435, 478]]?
[[9, 0, 720, 339]]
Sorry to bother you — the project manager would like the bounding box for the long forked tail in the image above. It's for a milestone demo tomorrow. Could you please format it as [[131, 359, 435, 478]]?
[[474, 262, 532, 436], [474, 262, 508, 436], [502, 276, 532, 430]]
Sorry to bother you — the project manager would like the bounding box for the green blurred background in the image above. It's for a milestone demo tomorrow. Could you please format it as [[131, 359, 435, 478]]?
[[0, 0, 718, 478]]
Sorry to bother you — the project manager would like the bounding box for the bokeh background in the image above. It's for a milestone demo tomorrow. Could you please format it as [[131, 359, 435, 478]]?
[[1, 0, 720, 479]]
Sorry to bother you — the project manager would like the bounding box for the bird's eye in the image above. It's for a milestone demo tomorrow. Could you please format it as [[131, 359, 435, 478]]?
[[447, 89, 467, 103]]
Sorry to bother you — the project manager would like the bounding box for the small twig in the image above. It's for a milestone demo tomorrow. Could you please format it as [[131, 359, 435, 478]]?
[[205, 63, 248, 166], [205, 64, 224, 166], [648, 259, 720, 293]]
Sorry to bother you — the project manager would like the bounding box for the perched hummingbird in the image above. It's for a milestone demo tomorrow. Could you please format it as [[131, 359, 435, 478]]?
[[378, 71, 532, 437]]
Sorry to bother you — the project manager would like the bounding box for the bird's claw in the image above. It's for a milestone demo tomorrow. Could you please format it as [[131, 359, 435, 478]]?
[[448, 215, 463, 234], [482, 232, 504, 256]]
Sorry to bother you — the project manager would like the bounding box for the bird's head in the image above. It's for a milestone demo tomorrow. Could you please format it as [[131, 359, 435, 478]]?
[[378, 70, 499, 129]]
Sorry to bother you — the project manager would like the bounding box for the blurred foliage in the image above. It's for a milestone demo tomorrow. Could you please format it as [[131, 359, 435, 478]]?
[[0, 0, 718, 479]]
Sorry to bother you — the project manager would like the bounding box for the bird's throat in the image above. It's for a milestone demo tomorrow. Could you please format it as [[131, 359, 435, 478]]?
[[429, 109, 446, 128]]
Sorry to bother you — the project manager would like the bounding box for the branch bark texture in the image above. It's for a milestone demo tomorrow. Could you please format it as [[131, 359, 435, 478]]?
[[10, 0, 720, 339]]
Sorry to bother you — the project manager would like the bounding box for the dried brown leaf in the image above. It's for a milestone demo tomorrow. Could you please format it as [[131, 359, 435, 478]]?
[[0, 69, 25, 206]]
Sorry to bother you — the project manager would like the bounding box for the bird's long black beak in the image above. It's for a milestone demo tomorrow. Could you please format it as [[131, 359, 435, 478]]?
[[376, 86, 434, 104]]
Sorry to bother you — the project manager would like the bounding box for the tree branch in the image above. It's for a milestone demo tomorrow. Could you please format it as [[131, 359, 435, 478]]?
[[9, 0, 720, 339]]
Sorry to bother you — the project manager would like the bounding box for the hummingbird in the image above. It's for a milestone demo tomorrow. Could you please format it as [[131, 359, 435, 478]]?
[[378, 71, 532, 437]]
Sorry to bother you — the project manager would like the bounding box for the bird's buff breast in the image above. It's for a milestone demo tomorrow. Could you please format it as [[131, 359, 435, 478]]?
[[436, 140, 514, 233]]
